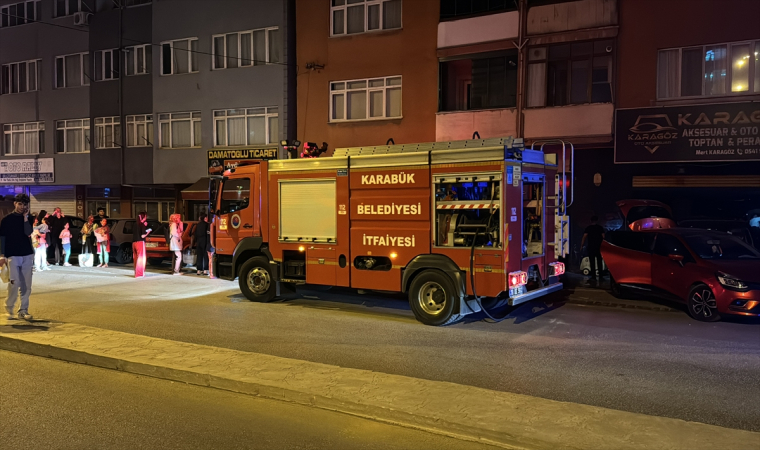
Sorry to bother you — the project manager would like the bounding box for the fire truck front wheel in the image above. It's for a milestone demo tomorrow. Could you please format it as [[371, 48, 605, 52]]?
[[409, 270, 459, 326], [239, 257, 276, 302]]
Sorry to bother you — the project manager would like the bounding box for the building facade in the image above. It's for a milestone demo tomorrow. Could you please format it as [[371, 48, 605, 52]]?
[[296, 0, 439, 151], [0, 0, 295, 220]]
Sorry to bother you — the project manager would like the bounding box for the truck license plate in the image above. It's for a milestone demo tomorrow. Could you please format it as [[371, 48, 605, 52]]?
[[146, 243, 158, 248]]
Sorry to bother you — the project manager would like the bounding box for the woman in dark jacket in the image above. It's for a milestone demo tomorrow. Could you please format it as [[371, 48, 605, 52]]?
[[193, 212, 209, 275]]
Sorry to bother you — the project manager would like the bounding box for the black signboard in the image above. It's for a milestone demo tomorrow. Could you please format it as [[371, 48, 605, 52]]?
[[207, 148, 279, 175], [615, 102, 760, 163]]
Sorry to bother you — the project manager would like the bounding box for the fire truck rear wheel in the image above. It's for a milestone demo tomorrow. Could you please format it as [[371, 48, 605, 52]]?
[[409, 270, 459, 326], [239, 257, 275, 302]]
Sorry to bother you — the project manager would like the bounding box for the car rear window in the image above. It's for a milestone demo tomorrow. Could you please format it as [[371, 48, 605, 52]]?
[[605, 231, 655, 253], [627, 206, 673, 223]]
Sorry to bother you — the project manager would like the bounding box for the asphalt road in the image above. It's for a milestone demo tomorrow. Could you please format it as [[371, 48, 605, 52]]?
[[15, 265, 760, 432], [0, 350, 494, 450]]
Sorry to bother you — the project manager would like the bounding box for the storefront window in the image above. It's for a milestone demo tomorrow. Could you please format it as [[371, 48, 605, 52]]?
[[704, 45, 727, 96], [731, 43, 750, 92]]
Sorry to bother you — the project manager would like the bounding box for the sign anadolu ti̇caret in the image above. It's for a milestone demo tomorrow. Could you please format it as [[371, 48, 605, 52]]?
[[208, 148, 279, 175], [614, 102, 760, 163]]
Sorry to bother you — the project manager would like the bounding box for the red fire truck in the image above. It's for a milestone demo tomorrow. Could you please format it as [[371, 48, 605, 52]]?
[[209, 137, 573, 326]]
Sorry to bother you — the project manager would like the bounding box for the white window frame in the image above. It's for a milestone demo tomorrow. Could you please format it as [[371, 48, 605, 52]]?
[[126, 114, 153, 147], [54, 0, 81, 17], [94, 117, 121, 149], [657, 40, 760, 100], [95, 49, 119, 81], [213, 107, 279, 147], [2, 59, 40, 95], [329, 76, 402, 122], [158, 112, 201, 149], [3, 121, 44, 155], [55, 119, 90, 154], [330, 0, 402, 37], [211, 28, 280, 70], [160, 37, 199, 76], [55, 52, 90, 88], [0, 1, 40, 28], [124, 44, 151, 76]]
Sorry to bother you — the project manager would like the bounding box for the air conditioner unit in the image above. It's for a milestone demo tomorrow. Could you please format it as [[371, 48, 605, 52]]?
[[73, 12, 91, 26]]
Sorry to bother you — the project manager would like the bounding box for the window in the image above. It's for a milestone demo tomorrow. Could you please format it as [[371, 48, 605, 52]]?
[[55, 52, 90, 88], [527, 40, 613, 107], [56, 119, 90, 153], [440, 0, 513, 20], [54, 0, 80, 17], [1, 1, 40, 28], [125, 44, 151, 76], [95, 49, 120, 81], [212, 28, 280, 69], [87, 200, 122, 219], [331, 0, 401, 36], [330, 76, 401, 121], [132, 201, 174, 222], [440, 51, 518, 111], [94, 117, 121, 149], [3, 122, 44, 155], [126, 115, 153, 147], [2, 59, 39, 95], [653, 234, 689, 258], [160, 38, 198, 75], [220, 178, 250, 214], [214, 108, 278, 146], [657, 41, 760, 99], [158, 112, 201, 148]]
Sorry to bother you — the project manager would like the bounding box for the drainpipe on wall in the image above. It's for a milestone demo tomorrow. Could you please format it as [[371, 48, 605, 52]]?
[[515, 0, 528, 139]]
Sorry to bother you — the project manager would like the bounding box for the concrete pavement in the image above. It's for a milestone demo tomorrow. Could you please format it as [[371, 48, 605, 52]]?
[[1, 320, 757, 450]]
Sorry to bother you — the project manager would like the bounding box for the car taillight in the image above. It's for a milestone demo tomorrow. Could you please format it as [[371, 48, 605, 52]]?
[[549, 262, 565, 276], [508, 271, 528, 289]]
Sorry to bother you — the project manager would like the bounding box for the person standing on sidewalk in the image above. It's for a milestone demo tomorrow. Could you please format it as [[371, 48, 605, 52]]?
[[59, 222, 73, 266], [95, 218, 110, 268], [207, 213, 216, 279], [192, 212, 209, 275], [169, 214, 183, 276], [32, 215, 51, 272], [81, 215, 97, 259], [47, 207, 68, 266], [0, 193, 35, 320], [581, 215, 605, 285], [132, 212, 151, 278]]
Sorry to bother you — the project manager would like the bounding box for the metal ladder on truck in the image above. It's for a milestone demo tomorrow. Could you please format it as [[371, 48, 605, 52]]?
[[530, 140, 574, 259]]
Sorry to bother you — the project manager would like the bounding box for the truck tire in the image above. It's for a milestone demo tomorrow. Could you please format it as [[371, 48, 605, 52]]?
[[408, 270, 459, 326], [239, 256, 276, 302]]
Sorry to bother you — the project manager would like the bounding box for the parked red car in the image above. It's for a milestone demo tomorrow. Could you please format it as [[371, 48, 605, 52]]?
[[616, 199, 677, 231], [145, 222, 197, 265], [602, 228, 760, 321]]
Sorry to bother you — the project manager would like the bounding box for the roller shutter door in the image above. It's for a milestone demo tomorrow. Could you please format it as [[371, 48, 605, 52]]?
[[279, 179, 336, 242], [29, 186, 76, 216]]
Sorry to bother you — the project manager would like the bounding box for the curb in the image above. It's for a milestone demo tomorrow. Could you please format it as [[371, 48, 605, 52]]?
[[1, 322, 757, 450]]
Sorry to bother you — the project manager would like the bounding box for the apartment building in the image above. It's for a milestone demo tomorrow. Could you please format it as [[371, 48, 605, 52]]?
[[0, 0, 294, 220], [296, 0, 439, 151]]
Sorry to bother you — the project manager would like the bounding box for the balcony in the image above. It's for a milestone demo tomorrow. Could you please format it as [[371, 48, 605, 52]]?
[[523, 103, 614, 140], [436, 108, 517, 142], [527, 0, 617, 36], [437, 10, 519, 49]]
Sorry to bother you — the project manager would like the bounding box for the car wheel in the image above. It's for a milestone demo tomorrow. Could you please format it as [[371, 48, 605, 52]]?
[[582, 268, 590, 276], [408, 270, 460, 326], [687, 284, 721, 322], [238, 256, 276, 302], [115, 244, 133, 265]]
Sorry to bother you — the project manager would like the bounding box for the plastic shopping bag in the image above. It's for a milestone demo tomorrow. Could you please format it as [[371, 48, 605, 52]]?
[[0, 262, 9, 283], [79, 246, 93, 268], [183, 249, 197, 266]]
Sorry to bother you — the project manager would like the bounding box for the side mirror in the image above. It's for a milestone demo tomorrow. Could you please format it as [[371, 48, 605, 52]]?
[[668, 253, 684, 262]]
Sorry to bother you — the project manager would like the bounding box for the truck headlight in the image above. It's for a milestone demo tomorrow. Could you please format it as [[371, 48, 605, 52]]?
[[716, 272, 749, 290]]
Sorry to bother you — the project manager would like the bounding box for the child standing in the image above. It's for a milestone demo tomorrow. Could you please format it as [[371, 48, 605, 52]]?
[[59, 222, 73, 266], [95, 218, 110, 268], [32, 215, 50, 272]]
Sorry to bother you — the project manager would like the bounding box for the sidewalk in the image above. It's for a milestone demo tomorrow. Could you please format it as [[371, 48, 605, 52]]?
[[1, 320, 756, 450]]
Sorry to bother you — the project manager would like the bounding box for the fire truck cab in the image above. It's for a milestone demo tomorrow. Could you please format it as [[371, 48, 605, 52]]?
[[210, 137, 572, 326]]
